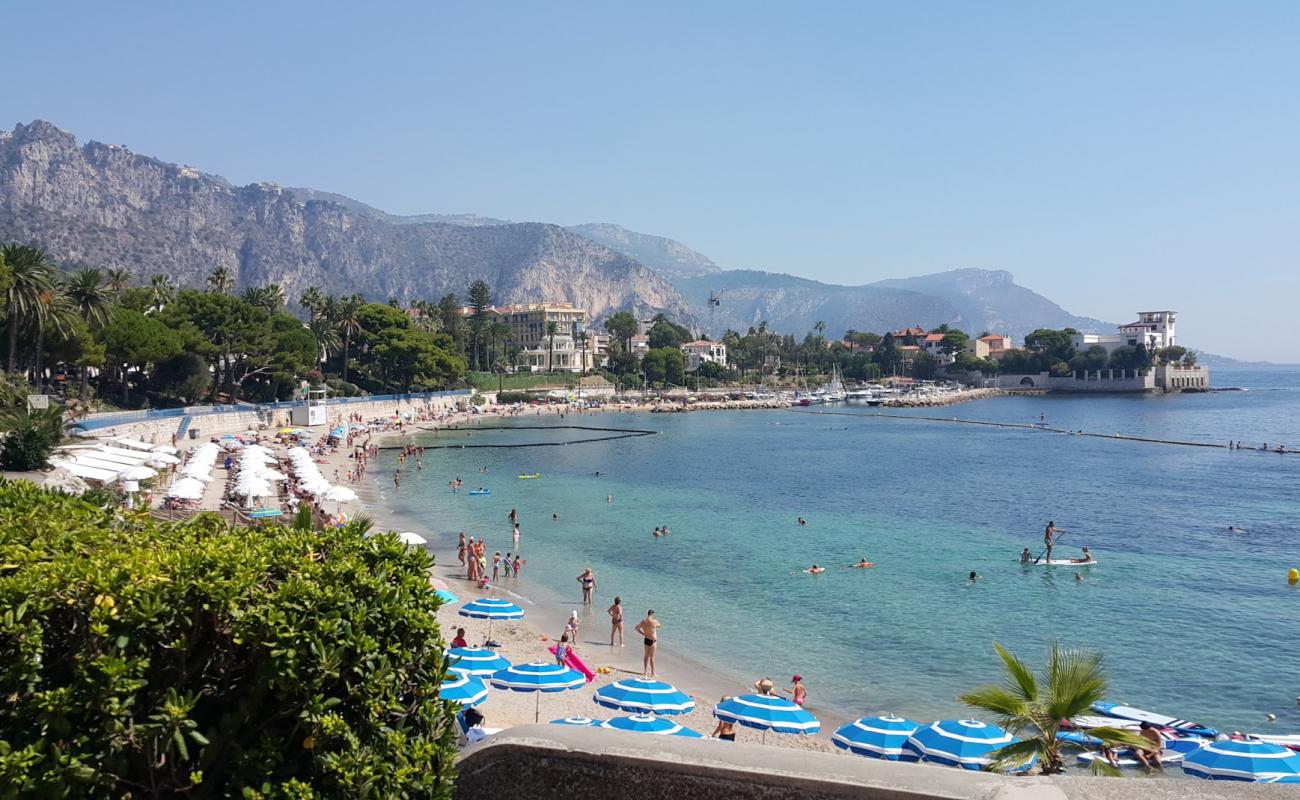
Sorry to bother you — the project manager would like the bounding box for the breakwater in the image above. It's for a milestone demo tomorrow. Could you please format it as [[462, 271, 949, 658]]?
[[650, 398, 790, 413]]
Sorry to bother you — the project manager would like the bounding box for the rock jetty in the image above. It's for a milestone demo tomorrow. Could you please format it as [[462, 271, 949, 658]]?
[[650, 398, 790, 413], [878, 388, 1005, 407]]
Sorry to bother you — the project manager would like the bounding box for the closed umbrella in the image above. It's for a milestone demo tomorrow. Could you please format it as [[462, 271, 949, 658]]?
[[459, 597, 524, 643], [447, 647, 511, 676], [903, 720, 1033, 772], [1183, 739, 1300, 782], [833, 715, 921, 760], [601, 714, 705, 738], [594, 678, 695, 716], [439, 669, 489, 708], [490, 662, 586, 722], [714, 694, 819, 743]]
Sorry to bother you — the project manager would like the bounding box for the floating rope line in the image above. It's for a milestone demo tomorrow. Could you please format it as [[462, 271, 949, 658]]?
[[793, 409, 1297, 453], [379, 424, 657, 450]]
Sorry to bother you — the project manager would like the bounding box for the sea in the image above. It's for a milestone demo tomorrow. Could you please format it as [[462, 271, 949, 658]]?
[[379, 368, 1300, 734]]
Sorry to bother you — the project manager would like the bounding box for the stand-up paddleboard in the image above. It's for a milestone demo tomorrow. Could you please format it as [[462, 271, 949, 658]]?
[[468, 489, 491, 496], [1236, 733, 1300, 752], [1077, 749, 1186, 769], [1091, 702, 1217, 738], [1065, 715, 1139, 730], [548, 645, 595, 682], [1029, 559, 1098, 566], [1059, 730, 1104, 746]]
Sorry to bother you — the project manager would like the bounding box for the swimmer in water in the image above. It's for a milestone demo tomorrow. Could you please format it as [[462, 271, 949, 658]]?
[[1019, 547, 1032, 564], [852, 558, 874, 568], [1075, 573, 1085, 582], [653, 527, 662, 538], [968, 571, 979, 582], [806, 565, 825, 574], [798, 517, 807, 526]]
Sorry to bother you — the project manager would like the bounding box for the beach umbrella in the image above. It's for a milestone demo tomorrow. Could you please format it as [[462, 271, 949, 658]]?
[[448, 646, 511, 676], [833, 715, 921, 760], [117, 465, 158, 481], [439, 669, 489, 708], [146, 453, 181, 466], [320, 485, 358, 503], [429, 576, 458, 604], [551, 716, 603, 727], [902, 720, 1032, 772], [490, 662, 586, 722], [714, 694, 819, 743], [594, 677, 695, 716], [459, 597, 524, 642], [399, 531, 428, 545], [601, 714, 705, 738], [1182, 739, 1300, 782], [165, 477, 206, 500]]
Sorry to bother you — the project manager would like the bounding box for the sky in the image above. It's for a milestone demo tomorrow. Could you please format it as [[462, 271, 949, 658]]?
[[5, 2, 1299, 360]]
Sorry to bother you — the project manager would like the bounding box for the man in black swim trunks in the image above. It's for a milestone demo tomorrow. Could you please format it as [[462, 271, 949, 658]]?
[[1043, 520, 1063, 563], [635, 610, 661, 676]]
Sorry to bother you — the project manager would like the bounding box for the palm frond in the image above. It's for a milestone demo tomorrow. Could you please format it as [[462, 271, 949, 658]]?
[[995, 642, 1039, 703], [1086, 727, 1150, 750], [986, 738, 1044, 774], [1087, 757, 1122, 777], [1044, 645, 1107, 721], [959, 685, 1029, 727]]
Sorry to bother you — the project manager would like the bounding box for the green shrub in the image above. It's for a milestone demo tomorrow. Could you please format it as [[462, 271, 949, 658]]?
[[0, 407, 65, 470], [494, 390, 537, 404], [0, 480, 457, 797]]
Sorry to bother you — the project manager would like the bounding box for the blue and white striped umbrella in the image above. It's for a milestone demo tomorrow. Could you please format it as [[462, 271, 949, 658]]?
[[551, 716, 604, 727], [903, 720, 1033, 772], [447, 646, 512, 676], [458, 597, 524, 620], [490, 661, 587, 722], [833, 715, 921, 760], [714, 694, 820, 736], [439, 668, 489, 707], [594, 677, 696, 716], [602, 714, 706, 738], [1182, 739, 1300, 782]]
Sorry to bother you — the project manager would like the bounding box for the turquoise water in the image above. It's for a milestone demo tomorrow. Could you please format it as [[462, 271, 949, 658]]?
[[385, 369, 1300, 732]]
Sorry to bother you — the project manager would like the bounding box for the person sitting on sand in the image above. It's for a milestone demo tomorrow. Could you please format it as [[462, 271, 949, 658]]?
[[806, 565, 825, 574], [710, 702, 737, 741], [450, 627, 468, 649], [1019, 547, 1032, 564], [852, 557, 874, 568], [1132, 722, 1164, 772], [1070, 546, 1092, 563]]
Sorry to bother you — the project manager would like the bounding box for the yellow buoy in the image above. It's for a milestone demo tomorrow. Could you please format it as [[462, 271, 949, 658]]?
[[1289, 568, 1299, 584]]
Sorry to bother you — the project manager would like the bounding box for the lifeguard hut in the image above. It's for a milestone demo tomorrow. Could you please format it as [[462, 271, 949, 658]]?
[[291, 387, 328, 427]]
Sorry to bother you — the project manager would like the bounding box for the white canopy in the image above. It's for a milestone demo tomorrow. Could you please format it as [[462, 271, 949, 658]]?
[[165, 477, 207, 499], [50, 460, 120, 482], [83, 447, 152, 465], [146, 453, 182, 466], [74, 455, 147, 473], [320, 486, 358, 503], [111, 437, 156, 451], [117, 465, 158, 481], [150, 444, 179, 454]]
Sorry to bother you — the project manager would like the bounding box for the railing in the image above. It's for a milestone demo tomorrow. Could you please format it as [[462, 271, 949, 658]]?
[[69, 389, 471, 432]]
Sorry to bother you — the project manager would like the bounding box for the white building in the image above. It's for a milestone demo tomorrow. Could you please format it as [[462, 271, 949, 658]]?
[[681, 340, 728, 372], [921, 333, 956, 366], [1072, 311, 1178, 355]]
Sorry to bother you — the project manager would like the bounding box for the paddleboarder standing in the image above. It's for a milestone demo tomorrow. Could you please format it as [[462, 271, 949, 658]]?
[[1043, 520, 1064, 563]]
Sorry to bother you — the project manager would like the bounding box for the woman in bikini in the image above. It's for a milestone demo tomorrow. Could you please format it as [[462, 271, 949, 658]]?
[[576, 568, 596, 603]]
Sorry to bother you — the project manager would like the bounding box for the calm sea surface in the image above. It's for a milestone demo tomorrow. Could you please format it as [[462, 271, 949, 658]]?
[[386, 369, 1300, 732]]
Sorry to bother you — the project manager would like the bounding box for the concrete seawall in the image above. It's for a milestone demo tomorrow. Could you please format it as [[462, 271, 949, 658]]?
[[455, 727, 1276, 800]]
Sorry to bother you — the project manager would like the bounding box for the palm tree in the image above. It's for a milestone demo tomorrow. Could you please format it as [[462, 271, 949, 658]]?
[[487, 321, 511, 366], [206, 266, 234, 294], [333, 294, 364, 384], [959, 644, 1149, 776], [545, 320, 559, 372], [308, 317, 341, 367], [242, 284, 284, 314], [147, 274, 176, 311], [105, 268, 132, 295], [575, 329, 589, 372], [64, 268, 115, 399], [2, 244, 57, 374], [844, 329, 858, 351], [300, 286, 324, 320], [31, 282, 76, 390]]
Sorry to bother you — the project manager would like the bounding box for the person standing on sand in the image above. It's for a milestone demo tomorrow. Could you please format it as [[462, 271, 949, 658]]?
[[608, 596, 624, 646], [710, 702, 737, 741], [635, 610, 661, 676], [457, 532, 467, 567], [509, 508, 517, 525], [783, 675, 807, 706]]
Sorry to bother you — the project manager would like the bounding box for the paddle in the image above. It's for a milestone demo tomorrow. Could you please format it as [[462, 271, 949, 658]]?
[[1033, 530, 1066, 565]]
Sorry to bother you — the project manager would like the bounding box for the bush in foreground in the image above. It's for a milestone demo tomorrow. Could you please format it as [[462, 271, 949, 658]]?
[[0, 480, 457, 797]]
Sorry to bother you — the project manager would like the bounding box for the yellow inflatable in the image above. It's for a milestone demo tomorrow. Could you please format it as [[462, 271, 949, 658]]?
[[1288, 568, 1299, 584]]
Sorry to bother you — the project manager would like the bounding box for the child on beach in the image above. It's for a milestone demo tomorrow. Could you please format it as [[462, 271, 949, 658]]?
[[502, 553, 513, 578], [492, 552, 501, 582], [513, 554, 522, 577], [564, 611, 580, 643], [555, 634, 571, 666]]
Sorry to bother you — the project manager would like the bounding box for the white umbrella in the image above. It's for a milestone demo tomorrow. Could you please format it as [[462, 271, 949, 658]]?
[[150, 444, 179, 454], [117, 465, 158, 481], [235, 481, 273, 497], [321, 486, 358, 503], [165, 478, 206, 499], [398, 531, 428, 545], [255, 468, 289, 481], [146, 453, 182, 466]]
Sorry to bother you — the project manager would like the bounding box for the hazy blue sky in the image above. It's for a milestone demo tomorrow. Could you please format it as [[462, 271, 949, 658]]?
[[6, 2, 1298, 359]]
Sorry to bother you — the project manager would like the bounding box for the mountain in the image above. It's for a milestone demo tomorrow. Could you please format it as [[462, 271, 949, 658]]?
[[871, 269, 1112, 338], [0, 121, 690, 322], [283, 187, 510, 227], [677, 268, 1114, 342], [676, 270, 964, 338], [564, 223, 721, 280]]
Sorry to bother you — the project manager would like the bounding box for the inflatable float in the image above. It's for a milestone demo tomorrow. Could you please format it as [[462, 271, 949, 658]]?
[[548, 645, 595, 682], [518, 473, 541, 480], [468, 489, 491, 496]]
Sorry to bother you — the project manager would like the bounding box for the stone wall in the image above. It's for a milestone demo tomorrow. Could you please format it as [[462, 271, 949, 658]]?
[[454, 727, 1277, 800]]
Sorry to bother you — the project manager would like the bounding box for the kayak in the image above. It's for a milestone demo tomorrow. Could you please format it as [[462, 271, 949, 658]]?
[[1077, 749, 1186, 769], [517, 473, 541, 480], [1028, 559, 1098, 566], [468, 489, 491, 496], [1091, 702, 1218, 739]]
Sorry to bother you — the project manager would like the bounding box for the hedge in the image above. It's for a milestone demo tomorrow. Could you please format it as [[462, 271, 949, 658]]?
[[0, 480, 457, 798]]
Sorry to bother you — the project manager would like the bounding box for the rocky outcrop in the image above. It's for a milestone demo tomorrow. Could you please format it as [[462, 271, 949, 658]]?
[[0, 121, 693, 323], [565, 223, 720, 280]]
